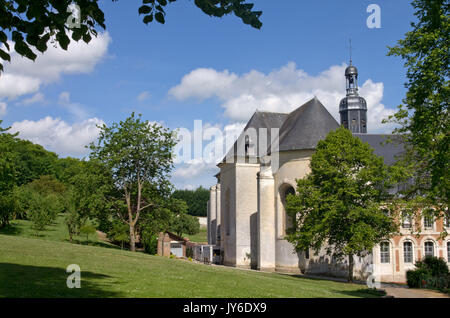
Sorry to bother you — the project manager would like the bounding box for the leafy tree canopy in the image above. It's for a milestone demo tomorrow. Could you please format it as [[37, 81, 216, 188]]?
[[286, 127, 402, 282], [386, 0, 449, 207], [0, 0, 262, 71], [172, 186, 209, 217], [89, 112, 177, 251]]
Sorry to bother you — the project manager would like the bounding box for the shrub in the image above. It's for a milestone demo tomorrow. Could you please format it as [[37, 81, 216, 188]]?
[[141, 230, 158, 255], [80, 224, 96, 241], [407, 256, 450, 290], [416, 256, 449, 276], [425, 275, 450, 290], [108, 222, 129, 249], [406, 268, 432, 288]]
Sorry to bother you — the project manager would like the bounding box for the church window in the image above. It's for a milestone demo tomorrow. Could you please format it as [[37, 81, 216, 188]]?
[[380, 242, 390, 263], [401, 211, 412, 229], [403, 242, 413, 263], [225, 189, 231, 236], [424, 241, 434, 258], [283, 186, 296, 231], [423, 215, 434, 230]]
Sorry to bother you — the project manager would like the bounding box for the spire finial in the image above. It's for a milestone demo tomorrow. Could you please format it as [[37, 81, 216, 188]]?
[[349, 38, 353, 65]]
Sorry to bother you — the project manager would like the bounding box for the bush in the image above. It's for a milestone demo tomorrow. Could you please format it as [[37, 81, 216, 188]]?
[[416, 256, 449, 276], [406, 268, 432, 288], [141, 232, 158, 255], [425, 275, 450, 290], [80, 224, 96, 241], [107, 222, 129, 249], [407, 256, 450, 291]]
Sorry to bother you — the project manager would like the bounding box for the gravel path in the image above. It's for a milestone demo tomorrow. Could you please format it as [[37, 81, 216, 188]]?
[[383, 286, 449, 298]]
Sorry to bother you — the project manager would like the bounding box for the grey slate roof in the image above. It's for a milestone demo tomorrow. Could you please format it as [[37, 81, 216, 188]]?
[[354, 134, 405, 166], [222, 110, 288, 162], [277, 97, 340, 151], [220, 97, 404, 167]]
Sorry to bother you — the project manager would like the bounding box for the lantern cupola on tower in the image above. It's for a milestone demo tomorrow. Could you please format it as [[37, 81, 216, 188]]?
[[339, 60, 368, 133]]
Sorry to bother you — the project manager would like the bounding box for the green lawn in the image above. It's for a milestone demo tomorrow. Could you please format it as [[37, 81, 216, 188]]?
[[0, 234, 382, 298], [183, 227, 207, 243], [0, 214, 114, 249]]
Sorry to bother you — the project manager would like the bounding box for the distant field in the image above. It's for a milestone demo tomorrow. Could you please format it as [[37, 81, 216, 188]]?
[[183, 227, 207, 243], [0, 234, 382, 298]]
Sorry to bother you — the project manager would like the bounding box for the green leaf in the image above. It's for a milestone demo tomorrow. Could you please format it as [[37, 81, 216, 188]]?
[[0, 49, 10, 62], [155, 12, 165, 24], [143, 14, 154, 24], [139, 5, 152, 15]]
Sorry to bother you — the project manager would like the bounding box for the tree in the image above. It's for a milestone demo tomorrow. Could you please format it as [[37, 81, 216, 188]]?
[[66, 159, 116, 233], [286, 128, 400, 282], [167, 198, 200, 236], [0, 0, 262, 72], [0, 121, 17, 228], [89, 113, 177, 251], [171, 213, 200, 237], [9, 139, 58, 187], [65, 208, 80, 243], [386, 0, 449, 214], [80, 224, 97, 242], [172, 186, 210, 216], [108, 222, 130, 249], [26, 190, 54, 235]]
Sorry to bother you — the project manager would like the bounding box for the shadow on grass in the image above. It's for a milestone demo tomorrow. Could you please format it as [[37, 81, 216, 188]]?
[[0, 224, 22, 236], [334, 289, 386, 298], [289, 275, 384, 298], [0, 263, 124, 298]]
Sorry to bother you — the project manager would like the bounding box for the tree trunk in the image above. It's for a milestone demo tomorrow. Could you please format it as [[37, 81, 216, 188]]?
[[129, 224, 136, 252], [348, 254, 354, 283]]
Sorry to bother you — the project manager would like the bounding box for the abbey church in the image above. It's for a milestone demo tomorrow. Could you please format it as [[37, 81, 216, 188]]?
[[207, 63, 450, 283]]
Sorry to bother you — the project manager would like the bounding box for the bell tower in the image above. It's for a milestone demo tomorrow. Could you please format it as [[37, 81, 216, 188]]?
[[339, 60, 368, 134]]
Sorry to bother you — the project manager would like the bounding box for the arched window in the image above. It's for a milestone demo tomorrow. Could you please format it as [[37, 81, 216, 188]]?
[[225, 189, 230, 236], [281, 186, 295, 232], [380, 242, 390, 263], [403, 242, 413, 263], [424, 241, 434, 257], [401, 211, 412, 229]]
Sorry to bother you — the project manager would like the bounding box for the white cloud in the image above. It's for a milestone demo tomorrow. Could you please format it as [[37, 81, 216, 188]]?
[[171, 122, 245, 189], [17, 92, 46, 106], [169, 62, 397, 133], [0, 102, 6, 117], [0, 32, 111, 101], [58, 91, 89, 120], [137, 91, 151, 102], [10, 117, 104, 157]]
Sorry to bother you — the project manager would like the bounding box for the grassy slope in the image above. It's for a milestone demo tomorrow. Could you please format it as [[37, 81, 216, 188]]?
[[183, 227, 207, 243], [0, 214, 113, 248], [0, 234, 380, 298]]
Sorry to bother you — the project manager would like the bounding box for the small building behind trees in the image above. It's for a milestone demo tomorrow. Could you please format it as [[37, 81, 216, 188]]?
[[157, 231, 190, 258]]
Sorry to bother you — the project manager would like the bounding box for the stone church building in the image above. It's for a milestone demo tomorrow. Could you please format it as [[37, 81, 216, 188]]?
[[207, 63, 450, 283]]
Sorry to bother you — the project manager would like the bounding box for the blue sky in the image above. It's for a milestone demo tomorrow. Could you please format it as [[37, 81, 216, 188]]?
[[0, 0, 416, 189]]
